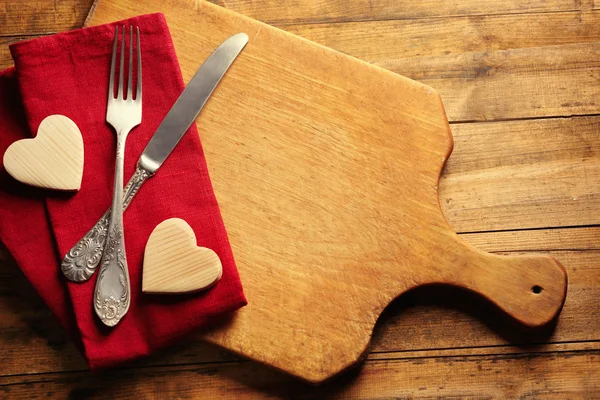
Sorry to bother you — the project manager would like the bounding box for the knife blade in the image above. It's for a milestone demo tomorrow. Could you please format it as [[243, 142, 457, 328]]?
[[61, 33, 249, 282], [140, 33, 248, 173]]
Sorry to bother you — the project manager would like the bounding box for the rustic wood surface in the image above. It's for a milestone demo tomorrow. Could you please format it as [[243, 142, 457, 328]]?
[[0, 0, 599, 398], [86, 0, 569, 383]]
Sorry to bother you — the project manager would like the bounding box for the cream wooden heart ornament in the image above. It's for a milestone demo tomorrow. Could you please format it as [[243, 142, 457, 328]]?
[[3, 115, 84, 191], [143, 218, 223, 294]]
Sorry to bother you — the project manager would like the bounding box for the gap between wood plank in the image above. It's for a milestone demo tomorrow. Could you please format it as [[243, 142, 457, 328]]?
[[450, 112, 600, 125], [369, 339, 600, 359], [456, 223, 600, 236]]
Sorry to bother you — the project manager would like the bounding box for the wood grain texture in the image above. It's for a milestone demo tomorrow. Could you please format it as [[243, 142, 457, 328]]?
[[142, 218, 222, 294], [2, 0, 600, 397], [1, 351, 599, 399], [285, 10, 600, 61], [382, 42, 600, 122], [0, 0, 95, 36], [441, 116, 600, 232], [210, 0, 595, 25], [3, 115, 84, 191], [86, 0, 568, 382], [0, 37, 21, 69], [286, 12, 600, 122]]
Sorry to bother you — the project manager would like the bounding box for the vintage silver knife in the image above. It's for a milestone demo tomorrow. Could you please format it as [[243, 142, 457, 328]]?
[[61, 33, 249, 284]]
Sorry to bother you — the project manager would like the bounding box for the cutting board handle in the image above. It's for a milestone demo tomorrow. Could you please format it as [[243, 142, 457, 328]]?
[[425, 233, 568, 328]]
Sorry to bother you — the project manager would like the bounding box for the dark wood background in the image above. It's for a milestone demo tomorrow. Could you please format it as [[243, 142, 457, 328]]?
[[1, 0, 600, 398]]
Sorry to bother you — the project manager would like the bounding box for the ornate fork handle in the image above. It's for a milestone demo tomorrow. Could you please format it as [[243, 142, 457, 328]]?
[[61, 165, 151, 282]]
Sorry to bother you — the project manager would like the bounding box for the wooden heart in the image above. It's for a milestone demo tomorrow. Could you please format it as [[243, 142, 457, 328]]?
[[142, 218, 223, 294], [2, 115, 84, 191]]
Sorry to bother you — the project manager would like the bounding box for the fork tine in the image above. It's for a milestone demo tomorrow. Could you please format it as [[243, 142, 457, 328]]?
[[117, 25, 125, 99], [136, 26, 142, 102], [127, 26, 133, 100], [108, 26, 118, 100]]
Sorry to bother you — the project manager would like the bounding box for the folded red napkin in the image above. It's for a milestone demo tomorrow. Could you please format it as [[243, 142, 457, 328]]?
[[0, 13, 246, 369]]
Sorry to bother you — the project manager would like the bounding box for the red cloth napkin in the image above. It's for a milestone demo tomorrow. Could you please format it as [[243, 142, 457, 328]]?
[[0, 13, 246, 369]]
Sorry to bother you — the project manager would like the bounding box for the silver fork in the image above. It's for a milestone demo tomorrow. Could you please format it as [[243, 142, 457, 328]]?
[[93, 26, 142, 327]]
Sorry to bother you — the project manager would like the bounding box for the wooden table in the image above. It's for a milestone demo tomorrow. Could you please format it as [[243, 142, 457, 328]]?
[[1, 0, 599, 398]]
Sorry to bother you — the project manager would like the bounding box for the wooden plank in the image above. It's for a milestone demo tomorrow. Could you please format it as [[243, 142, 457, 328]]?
[[0, 37, 22, 69], [0, 1, 94, 36], [0, 0, 595, 38], [0, 0, 590, 37], [2, 227, 599, 376], [441, 116, 600, 232], [380, 42, 600, 121], [284, 15, 600, 121], [214, 0, 595, 25], [0, 0, 594, 38], [285, 11, 600, 62], [1, 351, 599, 398]]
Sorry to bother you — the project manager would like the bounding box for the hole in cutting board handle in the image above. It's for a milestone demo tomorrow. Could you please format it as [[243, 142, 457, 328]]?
[[532, 285, 543, 294]]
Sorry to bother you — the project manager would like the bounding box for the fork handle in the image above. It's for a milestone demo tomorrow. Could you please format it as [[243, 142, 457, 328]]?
[[94, 132, 132, 327], [61, 165, 151, 282]]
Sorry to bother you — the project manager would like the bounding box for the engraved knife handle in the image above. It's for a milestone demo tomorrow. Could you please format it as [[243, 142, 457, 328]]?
[[60, 165, 151, 282]]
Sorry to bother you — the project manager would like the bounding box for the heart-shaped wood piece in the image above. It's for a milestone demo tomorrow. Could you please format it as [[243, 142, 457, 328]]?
[[3, 115, 84, 191], [142, 218, 223, 294]]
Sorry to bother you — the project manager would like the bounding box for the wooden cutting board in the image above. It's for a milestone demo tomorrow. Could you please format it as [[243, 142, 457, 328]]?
[[86, 0, 568, 383]]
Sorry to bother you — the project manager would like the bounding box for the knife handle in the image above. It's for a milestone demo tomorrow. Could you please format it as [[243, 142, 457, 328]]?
[[60, 165, 151, 282]]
